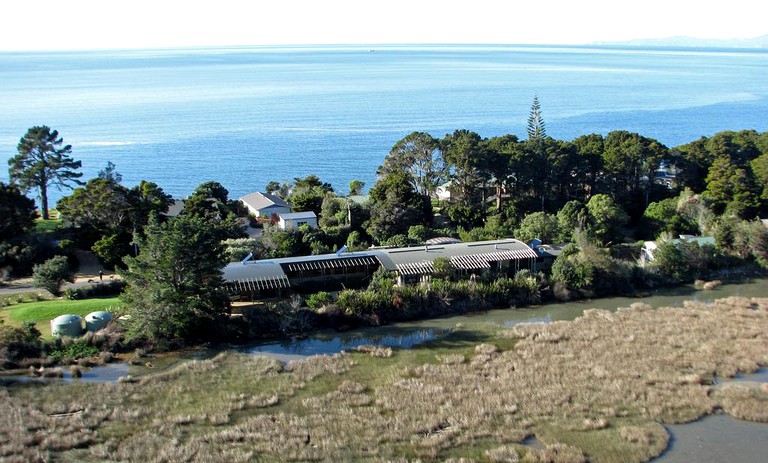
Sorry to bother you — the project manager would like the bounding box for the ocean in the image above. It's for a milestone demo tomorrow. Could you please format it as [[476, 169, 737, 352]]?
[[1, 44, 767, 206]]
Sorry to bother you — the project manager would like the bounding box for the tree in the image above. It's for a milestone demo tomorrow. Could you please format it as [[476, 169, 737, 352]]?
[[266, 180, 290, 199], [556, 200, 587, 243], [259, 225, 308, 258], [441, 129, 487, 207], [514, 212, 560, 244], [650, 240, 716, 284], [98, 161, 123, 183], [722, 219, 768, 268], [539, 138, 582, 211], [379, 132, 446, 197], [551, 240, 633, 298], [8, 126, 83, 219], [182, 181, 244, 240], [522, 107, 570, 210], [0, 182, 37, 241], [642, 198, 679, 238], [487, 135, 537, 211], [119, 216, 230, 343], [526, 96, 547, 141], [130, 180, 173, 228], [348, 179, 365, 196], [750, 153, 768, 201], [572, 134, 605, 199], [585, 194, 628, 246], [669, 136, 715, 193], [57, 178, 133, 241], [288, 175, 334, 216], [407, 224, 431, 243], [32, 255, 74, 296], [183, 181, 234, 219], [366, 170, 432, 243], [602, 131, 667, 214], [481, 135, 518, 210], [704, 156, 760, 218]]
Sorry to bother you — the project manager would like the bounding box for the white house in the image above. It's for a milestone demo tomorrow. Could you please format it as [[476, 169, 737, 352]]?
[[240, 192, 291, 218], [278, 211, 318, 230], [641, 235, 715, 263]]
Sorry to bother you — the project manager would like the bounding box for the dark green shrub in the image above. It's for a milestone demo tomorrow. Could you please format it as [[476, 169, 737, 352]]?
[[368, 267, 396, 292], [650, 241, 718, 284], [306, 291, 334, 310], [65, 280, 125, 300], [0, 239, 56, 277], [47, 341, 101, 361], [0, 321, 43, 367], [32, 255, 75, 296]]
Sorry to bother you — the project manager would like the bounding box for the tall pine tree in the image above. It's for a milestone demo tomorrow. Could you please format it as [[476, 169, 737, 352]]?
[[526, 96, 547, 141], [8, 126, 83, 219]]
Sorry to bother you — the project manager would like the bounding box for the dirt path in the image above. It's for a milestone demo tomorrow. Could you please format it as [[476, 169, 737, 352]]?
[[0, 251, 118, 296]]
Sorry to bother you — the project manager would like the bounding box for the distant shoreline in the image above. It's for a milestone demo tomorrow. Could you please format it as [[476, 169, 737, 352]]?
[[2, 41, 768, 55]]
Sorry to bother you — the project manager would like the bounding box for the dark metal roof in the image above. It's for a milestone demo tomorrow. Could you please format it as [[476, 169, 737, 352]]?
[[285, 256, 379, 272], [221, 238, 537, 286]]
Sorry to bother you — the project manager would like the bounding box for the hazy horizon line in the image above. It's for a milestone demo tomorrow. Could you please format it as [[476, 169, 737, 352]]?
[[2, 37, 767, 54]]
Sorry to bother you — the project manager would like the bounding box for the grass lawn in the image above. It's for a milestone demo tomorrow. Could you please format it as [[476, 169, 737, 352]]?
[[33, 218, 61, 234], [1, 297, 121, 337]]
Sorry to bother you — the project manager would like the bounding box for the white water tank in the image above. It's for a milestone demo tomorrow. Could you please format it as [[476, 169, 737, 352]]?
[[50, 314, 83, 338], [85, 311, 113, 332]]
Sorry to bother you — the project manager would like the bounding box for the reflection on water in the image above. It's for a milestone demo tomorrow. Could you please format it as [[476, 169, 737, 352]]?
[[235, 327, 451, 362], [4, 363, 129, 385]]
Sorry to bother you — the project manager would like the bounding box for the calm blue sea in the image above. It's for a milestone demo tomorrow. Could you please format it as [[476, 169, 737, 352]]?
[[1, 44, 767, 206]]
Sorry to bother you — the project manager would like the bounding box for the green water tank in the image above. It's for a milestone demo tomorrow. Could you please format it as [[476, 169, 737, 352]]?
[[50, 314, 83, 338], [85, 311, 113, 332]]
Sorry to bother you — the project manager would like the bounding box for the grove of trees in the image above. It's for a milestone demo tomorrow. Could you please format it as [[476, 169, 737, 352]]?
[[4, 116, 768, 345]]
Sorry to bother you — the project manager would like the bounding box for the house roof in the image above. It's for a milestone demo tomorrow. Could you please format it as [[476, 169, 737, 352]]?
[[222, 238, 538, 287], [163, 199, 185, 217], [240, 192, 290, 211], [643, 236, 715, 254], [371, 239, 537, 273], [279, 211, 317, 220]]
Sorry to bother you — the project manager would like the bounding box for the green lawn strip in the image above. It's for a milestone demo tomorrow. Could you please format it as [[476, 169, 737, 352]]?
[[7, 297, 121, 337], [33, 218, 61, 234]]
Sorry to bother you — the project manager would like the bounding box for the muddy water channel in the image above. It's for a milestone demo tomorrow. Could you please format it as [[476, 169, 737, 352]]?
[[28, 278, 768, 379], [234, 278, 768, 362]]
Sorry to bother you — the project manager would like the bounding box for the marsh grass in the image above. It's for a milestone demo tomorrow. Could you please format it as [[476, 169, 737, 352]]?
[[2, 296, 767, 462], [714, 381, 768, 422]]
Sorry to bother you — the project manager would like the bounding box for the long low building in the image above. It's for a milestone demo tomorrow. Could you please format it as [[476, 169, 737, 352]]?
[[223, 238, 538, 300]]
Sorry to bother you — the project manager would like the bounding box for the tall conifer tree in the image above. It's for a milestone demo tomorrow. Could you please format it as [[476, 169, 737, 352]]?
[[8, 126, 83, 219], [526, 96, 547, 141]]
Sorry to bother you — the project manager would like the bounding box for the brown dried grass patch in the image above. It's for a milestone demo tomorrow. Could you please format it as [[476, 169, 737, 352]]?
[[1, 296, 767, 462], [715, 381, 768, 422]]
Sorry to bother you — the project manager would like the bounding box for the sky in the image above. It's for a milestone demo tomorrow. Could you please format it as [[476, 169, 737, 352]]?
[[0, 0, 766, 51]]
